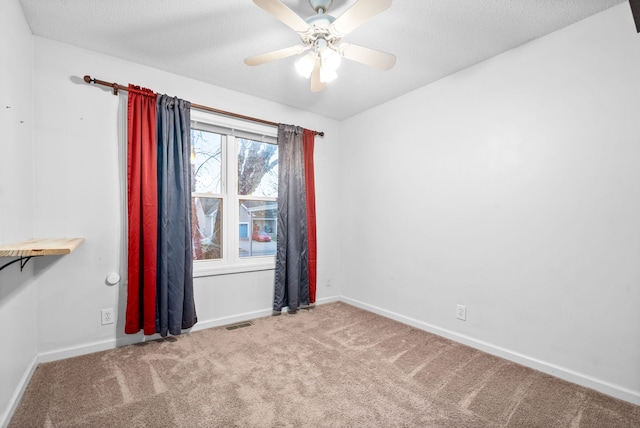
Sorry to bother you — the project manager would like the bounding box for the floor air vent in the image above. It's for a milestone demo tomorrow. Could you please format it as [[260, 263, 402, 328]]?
[[225, 321, 253, 331]]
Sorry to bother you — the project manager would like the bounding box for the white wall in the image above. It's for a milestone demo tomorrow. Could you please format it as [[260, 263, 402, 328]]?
[[29, 39, 341, 355], [4, 2, 639, 424], [0, 0, 37, 425], [339, 4, 640, 404]]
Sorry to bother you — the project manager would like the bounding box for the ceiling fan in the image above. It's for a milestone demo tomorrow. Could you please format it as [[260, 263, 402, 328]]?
[[244, 0, 396, 92]]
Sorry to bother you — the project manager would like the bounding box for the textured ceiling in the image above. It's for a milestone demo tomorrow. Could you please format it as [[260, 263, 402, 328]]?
[[19, 0, 625, 120]]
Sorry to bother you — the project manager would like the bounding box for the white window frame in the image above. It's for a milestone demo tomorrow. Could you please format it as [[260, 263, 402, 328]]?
[[191, 110, 278, 277]]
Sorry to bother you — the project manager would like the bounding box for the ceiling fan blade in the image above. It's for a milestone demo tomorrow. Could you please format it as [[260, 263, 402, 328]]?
[[310, 60, 326, 92], [330, 0, 392, 36], [244, 45, 307, 66], [339, 43, 396, 70], [252, 0, 311, 33]]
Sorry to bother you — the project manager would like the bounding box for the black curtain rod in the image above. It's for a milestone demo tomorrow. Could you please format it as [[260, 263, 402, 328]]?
[[83, 75, 325, 137]]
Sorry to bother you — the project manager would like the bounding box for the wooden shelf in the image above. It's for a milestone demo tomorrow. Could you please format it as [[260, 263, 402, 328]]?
[[0, 238, 84, 257]]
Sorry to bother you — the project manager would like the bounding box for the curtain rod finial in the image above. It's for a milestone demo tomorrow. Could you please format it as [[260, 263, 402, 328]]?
[[83, 75, 93, 84]]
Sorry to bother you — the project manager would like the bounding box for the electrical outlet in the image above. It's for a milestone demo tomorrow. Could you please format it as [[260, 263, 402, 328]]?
[[101, 308, 114, 325], [456, 304, 466, 321]]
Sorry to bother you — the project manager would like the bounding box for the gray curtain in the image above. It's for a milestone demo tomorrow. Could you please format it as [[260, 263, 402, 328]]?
[[273, 124, 309, 314], [156, 94, 197, 336]]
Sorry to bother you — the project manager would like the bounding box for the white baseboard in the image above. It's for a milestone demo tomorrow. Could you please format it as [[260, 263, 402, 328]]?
[[34, 296, 341, 362], [192, 296, 340, 331], [340, 296, 640, 406], [0, 355, 37, 428], [315, 295, 342, 305], [38, 338, 117, 364], [191, 308, 275, 331]]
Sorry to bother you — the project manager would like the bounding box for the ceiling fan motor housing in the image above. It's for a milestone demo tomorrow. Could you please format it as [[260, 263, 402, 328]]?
[[303, 13, 337, 47], [305, 14, 335, 31]]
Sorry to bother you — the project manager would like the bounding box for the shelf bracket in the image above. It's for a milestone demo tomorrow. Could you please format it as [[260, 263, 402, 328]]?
[[0, 256, 36, 273]]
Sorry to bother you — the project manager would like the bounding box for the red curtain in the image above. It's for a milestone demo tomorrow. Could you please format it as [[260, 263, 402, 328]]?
[[125, 85, 158, 335], [303, 129, 317, 304]]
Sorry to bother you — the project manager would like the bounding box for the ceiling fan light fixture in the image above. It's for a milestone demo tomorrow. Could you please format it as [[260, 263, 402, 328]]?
[[319, 66, 337, 83], [320, 46, 341, 71], [295, 52, 317, 78]]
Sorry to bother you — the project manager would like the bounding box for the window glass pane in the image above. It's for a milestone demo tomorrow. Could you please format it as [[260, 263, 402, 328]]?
[[239, 200, 277, 258], [192, 130, 222, 194], [237, 139, 278, 197], [193, 197, 222, 260]]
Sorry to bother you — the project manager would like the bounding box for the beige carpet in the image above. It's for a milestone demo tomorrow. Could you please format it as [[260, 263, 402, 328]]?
[[10, 302, 640, 427]]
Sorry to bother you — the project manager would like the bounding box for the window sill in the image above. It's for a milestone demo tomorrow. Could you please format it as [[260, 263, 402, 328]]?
[[193, 260, 275, 277]]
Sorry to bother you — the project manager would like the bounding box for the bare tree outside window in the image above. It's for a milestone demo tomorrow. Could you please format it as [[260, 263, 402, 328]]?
[[237, 138, 278, 197], [191, 130, 222, 260]]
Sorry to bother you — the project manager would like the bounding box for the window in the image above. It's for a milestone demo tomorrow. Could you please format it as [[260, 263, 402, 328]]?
[[190, 111, 278, 276]]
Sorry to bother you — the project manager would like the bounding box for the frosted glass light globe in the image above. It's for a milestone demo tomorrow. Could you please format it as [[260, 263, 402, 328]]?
[[295, 52, 317, 78]]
